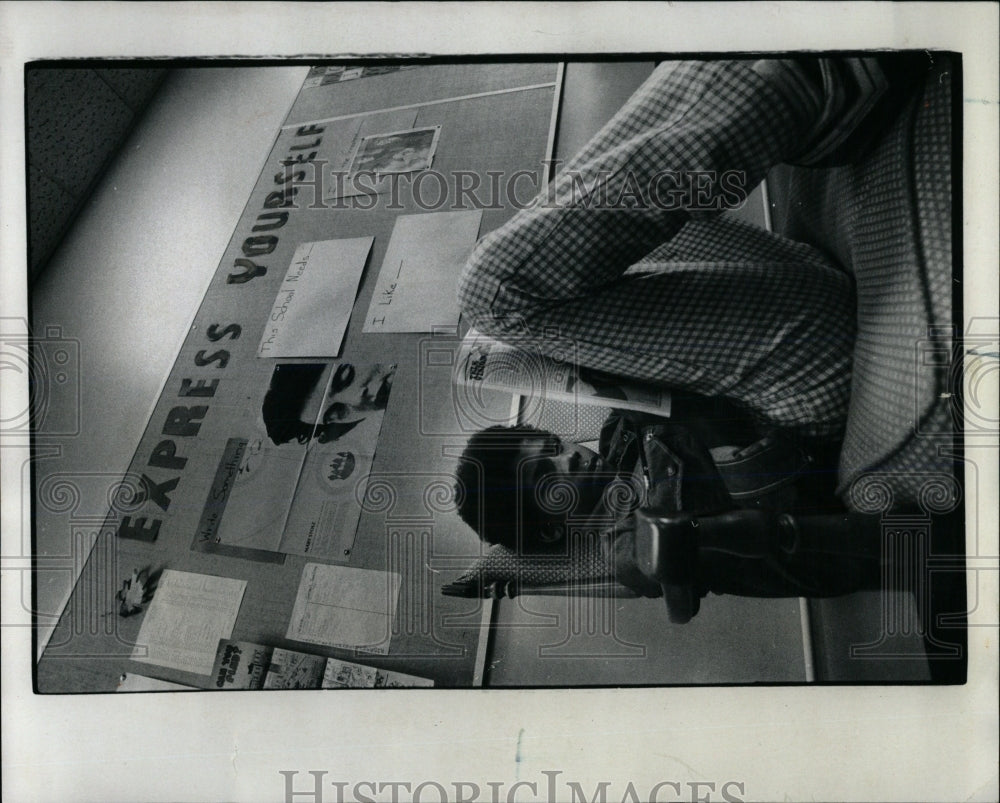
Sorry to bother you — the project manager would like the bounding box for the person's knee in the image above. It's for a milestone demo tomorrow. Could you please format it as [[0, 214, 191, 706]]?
[[456, 262, 531, 343]]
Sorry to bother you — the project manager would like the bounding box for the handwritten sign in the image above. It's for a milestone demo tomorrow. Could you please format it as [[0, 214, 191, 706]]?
[[287, 563, 401, 654], [258, 237, 374, 358], [362, 210, 484, 333], [131, 571, 247, 676]]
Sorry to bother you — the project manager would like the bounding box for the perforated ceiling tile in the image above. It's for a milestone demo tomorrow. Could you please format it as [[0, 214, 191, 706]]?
[[26, 67, 166, 279], [26, 69, 135, 196], [92, 68, 167, 110], [27, 164, 79, 273]]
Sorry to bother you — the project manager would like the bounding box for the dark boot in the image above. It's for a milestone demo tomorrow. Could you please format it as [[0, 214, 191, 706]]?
[[698, 510, 884, 598], [633, 508, 886, 622]]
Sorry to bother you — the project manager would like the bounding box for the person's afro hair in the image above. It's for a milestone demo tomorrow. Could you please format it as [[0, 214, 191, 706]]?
[[454, 424, 557, 552]]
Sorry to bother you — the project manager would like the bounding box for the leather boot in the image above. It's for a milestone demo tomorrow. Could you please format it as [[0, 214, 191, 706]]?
[[633, 508, 885, 622]]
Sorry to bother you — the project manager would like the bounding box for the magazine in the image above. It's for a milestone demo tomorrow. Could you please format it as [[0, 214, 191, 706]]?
[[322, 658, 434, 689], [262, 648, 327, 689], [211, 640, 274, 690], [211, 640, 434, 690], [454, 327, 671, 416]]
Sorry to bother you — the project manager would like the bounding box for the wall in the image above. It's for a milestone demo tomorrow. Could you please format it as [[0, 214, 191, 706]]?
[[30, 67, 310, 658]]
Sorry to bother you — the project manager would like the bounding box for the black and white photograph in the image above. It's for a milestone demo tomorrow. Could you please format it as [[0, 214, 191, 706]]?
[[1, 3, 997, 803], [348, 126, 441, 175]]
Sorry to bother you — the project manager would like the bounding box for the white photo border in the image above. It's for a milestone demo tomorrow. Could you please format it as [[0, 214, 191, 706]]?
[[1, 3, 997, 802]]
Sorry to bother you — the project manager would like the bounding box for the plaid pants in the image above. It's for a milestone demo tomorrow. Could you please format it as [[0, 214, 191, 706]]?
[[458, 59, 871, 438]]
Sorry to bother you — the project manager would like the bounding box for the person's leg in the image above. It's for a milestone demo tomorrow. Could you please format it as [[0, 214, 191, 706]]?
[[460, 60, 823, 312], [637, 216, 857, 436], [458, 59, 859, 438], [697, 511, 884, 598]]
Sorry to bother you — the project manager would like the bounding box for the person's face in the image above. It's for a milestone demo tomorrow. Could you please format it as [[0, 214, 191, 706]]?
[[324, 363, 395, 412], [316, 364, 394, 443], [517, 433, 610, 524], [324, 364, 392, 418]]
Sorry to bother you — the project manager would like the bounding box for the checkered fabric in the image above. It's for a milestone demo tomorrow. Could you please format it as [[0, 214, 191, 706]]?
[[533, 397, 610, 442], [768, 56, 955, 510], [458, 59, 877, 439], [452, 532, 615, 589]]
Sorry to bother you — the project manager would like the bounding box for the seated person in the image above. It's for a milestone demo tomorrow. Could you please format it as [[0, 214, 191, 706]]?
[[453, 57, 923, 605]]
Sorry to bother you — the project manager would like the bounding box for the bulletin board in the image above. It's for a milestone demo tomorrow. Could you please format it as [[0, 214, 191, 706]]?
[[36, 62, 562, 691]]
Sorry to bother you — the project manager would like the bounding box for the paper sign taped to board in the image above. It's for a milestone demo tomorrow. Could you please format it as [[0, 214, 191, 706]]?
[[258, 237, 374, 359], [303, 64, 418, 89], [362, 210, 484, 332], [131, 570, 246, 676], [348, 125, 440, 176], [210, 638, 434, 690], [287, 563, 400, 654]]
